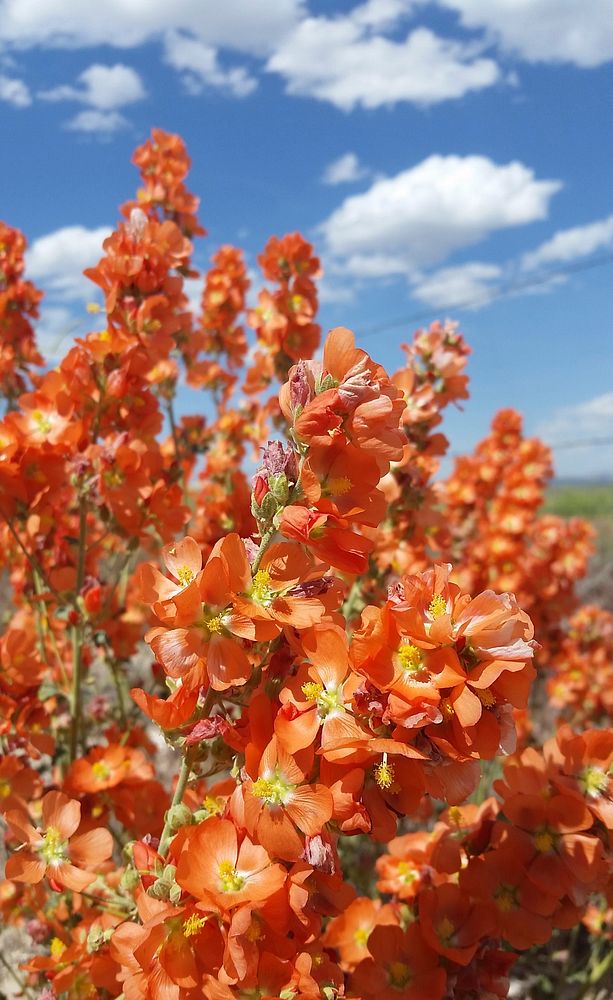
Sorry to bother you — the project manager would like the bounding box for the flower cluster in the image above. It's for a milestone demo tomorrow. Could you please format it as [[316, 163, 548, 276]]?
[[187, 246, 250, 397], [0, 221, 43, 403], [547, 605, 613, 728], [246, 232, 321, 392], [0, 131, 610, 1000]]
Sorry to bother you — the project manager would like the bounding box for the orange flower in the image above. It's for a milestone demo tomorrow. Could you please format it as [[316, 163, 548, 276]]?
[[145, 534, 269, 690], [323, 897, 398, 969], [64, 744, 154, 795], [351, 924, 446, 1000], [548, 725, 613, 829], [460, 847, 558, 950], [418, 882, 493, 965], [5, 791, 112, 892], [176, 816, 286, 910], [275, 624, 365, 758], [0, 757, 42, 814], [280, 505, 373, 575], [241, 736, 334, 861]]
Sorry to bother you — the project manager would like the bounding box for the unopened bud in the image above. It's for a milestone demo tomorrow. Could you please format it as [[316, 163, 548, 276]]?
[[252, 472, 270, 506], [164, 803, 193, 834], [268, 472, 289, 504], [289, 361, 311, 412], [147, 863, 178, 900], [86, 924, 113, 954]]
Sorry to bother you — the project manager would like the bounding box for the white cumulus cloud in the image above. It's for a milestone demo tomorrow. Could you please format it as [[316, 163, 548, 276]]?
[[40, 63, 145, 133], [538, 392, 613, 442], [163, 31, 257, 97], [522, 215, 613, 271], [26, 225, 112, 300], [322, 152, 369, 186], [438, 0, 613, 67], [0, 0, 302, 55], [535, 392, 613, 478], [319, 154, 561, 277], [65, 109, 129, 134], [40, 63, 146, 108], [268, 20, 501, 109], [0, 72, 31, 106], [411, 261, 502, 308]]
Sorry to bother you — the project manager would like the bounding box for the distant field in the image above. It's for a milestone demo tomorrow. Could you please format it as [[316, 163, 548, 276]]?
[[543, 483, 613, 519], [543, 484, 613, 609]]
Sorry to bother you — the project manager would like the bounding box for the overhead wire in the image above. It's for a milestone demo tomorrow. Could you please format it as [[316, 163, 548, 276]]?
[[356, 249, 613, 338]]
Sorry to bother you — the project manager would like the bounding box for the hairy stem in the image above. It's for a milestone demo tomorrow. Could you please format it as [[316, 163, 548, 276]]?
[[158, 753, 193, 858], [252, 526, 276, 574], [157, 686, 217, 857], [69, 498, 88, 763]]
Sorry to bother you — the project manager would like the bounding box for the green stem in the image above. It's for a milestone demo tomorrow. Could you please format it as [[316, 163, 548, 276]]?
[[157, 686, 217, 857], [31, 567, 70, 697], [158, 754, 193, 858], [31, 567, 48, 663], [252, 527, 276, 573], [108, 657, 128, 728], [342, 576, 364, 622], [69, 498, 88, 763]]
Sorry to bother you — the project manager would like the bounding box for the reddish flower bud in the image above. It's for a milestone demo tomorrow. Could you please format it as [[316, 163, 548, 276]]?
[[252, 472, 270, 506]]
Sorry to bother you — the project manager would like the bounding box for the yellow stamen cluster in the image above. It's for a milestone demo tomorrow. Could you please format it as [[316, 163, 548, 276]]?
[[91, 761, 111, 781], [183, 913, 208, 938], [447, 806, 463, 827], [388, 961, 411, 989], [32, 410, 53, 434], [39, 825, 68, 866], [202, 795, 223, 816], [250, 570, 273, 604], [0, 780, 11, 798], [396, 642, 429, 682], [50, 937, 67, 960], [437, 916, 456, 944], [252, 777, 275, 799], [374, 759, 395, 790], [218, 860, 246, 893], [177, 565, 194, 587], [495, 884, 518, 912], [477, 688, 496, 707], [428, 594, 448, 619], [580, 766, 608, 797], [103, 467, 124, 488], [441, 699, 455, 719], [301, 681, 323, 702], [534, 828, 556, 853], [205, 614, 223, 634], [397, 860, 417, 884], [328, 476, 352, 496], [354, 926, 370, 947], [251, 773, 293, 806]]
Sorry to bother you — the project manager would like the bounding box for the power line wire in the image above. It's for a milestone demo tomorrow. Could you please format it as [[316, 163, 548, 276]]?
[[357, 249, 613, 338], [547, 436, 613, 451], [449, 436, 613, 460]]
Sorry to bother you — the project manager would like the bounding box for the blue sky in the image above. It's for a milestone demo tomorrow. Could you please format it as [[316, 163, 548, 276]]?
[[1, 0, 612, 478]]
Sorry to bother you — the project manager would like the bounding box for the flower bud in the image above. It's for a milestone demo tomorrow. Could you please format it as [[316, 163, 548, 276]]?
[[289, 361, 311, 412], [252, 472, 270, 507], [164, 803, 193, 834]]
